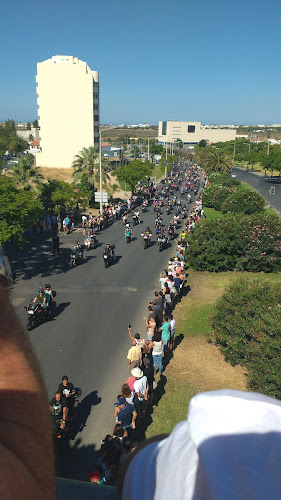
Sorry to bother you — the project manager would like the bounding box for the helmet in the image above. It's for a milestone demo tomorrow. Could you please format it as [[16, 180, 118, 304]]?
[[126, 223, 130, 228], [45, 284, 51, 289], [146, 227, 150, 231]]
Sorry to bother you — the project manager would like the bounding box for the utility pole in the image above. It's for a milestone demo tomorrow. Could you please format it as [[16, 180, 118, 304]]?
[[165, 142, 168, 178], [99, 132, 103, 215]]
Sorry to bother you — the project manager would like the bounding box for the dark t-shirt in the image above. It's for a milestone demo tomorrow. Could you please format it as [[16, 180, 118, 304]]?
[[173, 277, 182, 289], [142, 365, 154, 387], [117, 403, 135, 427], [50, 397, 65, 417], [153, 304, 162, 318], [57, 382, 74, 398]]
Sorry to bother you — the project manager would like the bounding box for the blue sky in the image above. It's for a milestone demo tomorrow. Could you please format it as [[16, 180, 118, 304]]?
[[1, 0, 281, 125]]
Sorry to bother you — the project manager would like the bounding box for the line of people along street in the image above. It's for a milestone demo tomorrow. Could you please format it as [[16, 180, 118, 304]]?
[[82, 158, 207, 485]]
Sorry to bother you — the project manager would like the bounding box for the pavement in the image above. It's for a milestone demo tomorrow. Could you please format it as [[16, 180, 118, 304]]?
[[8, 189, 192, 479], [233, 167, 281, 216]]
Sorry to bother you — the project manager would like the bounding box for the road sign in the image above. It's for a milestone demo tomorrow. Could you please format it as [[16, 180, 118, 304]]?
[[94, 192, 108, 203]]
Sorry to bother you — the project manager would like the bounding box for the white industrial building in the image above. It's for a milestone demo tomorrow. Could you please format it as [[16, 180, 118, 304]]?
[[158, 121, 237, 146], [36, 55, 99, 168]]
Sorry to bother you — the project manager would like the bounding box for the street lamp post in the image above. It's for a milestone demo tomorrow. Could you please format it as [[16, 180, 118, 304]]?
[[165, 142, 168, 178], [99, 133, 103, 215]]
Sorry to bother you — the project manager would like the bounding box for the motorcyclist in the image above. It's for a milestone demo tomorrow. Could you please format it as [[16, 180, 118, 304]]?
[[57, 376, 76, 422], [74, 241, 83, 257], [143, 227, 152, 244], [105, 243, 115, 258], [49, 392, 67, 436], [125, 223, 132, 240], [36, 287, 47, 306], [44, 284, 54, 314]]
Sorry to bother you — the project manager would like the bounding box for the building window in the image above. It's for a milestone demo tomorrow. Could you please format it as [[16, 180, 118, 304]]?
[[162, 121, 167, 135], [94, 126, 99, 132], [94, 114, 99, 121], [94, 104, 99, 110], [93, 93, 99, 99], [94, 82, 99, 88], [94, 137, 99, 143], [188, 125, 195, 133]]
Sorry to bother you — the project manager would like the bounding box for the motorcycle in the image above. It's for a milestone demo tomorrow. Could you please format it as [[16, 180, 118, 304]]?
[[157, 236, 166, 252], [125, 230, 132, 243], [84, 235, 97, 251], [133, 215, 139, 225], [168, 227, 175, 240], [70, 250, 83, 268], [102, 250, 114, 268], [24, 295, 56, 331], [141, 233, 151, 249], [53, 388, 82, 440]]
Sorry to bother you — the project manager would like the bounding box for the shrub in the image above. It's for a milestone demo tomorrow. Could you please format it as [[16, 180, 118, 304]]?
[[208, 172, 241, 187], [210, 277, 281, 399], [202, 184, 219, 208], [188, 213, 281, 273], [212, 186, 236, 211], [188, 215, 241, 272], [221, 186, 265, 214]]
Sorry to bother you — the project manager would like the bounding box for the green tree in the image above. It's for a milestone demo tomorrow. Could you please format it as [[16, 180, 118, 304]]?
[[195, 146, 233, 173], [40, 180, 78, 213], [0, 177, 42, 245], [8, 137, 28, 155], [32, 119, 39, 129], [198, 139, 207, 148], [72, 146, 99, 188], [160, 154, 177, 175], [116, 160, 153, 193], [0, 119, 16, 138], [27, 122, 31, 131], [10, 153, 43, 191], [78, 173, 93, 208]]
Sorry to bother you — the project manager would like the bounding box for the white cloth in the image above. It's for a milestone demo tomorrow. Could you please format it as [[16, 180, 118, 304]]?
[[133, 376, 147, 401], [122, 389, 281, 500]]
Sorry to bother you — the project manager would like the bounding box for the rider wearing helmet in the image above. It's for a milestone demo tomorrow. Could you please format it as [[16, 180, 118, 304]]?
[[44, 284, 54, 307]]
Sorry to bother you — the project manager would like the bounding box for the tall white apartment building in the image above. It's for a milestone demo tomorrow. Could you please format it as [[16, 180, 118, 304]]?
[[36, 55, 99, 168]]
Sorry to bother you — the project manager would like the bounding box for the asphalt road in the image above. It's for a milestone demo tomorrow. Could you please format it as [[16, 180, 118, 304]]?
[[9, 190, 190, 479], [233, 167, 281, 215]]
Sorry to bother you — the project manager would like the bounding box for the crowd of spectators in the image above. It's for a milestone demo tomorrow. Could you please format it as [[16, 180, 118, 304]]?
[[86, 180, 206, 487]]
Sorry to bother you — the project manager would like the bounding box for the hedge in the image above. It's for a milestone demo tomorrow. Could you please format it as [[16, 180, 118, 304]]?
[[188, 213, 281, 272], [210, 277, 281, 399]]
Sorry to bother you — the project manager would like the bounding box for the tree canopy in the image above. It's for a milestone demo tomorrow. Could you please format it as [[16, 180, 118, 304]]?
[[116, 160, 153, 193], [10, 153, 43, 191], [0, 177, 43, 246], [72, 146, 99, 188]]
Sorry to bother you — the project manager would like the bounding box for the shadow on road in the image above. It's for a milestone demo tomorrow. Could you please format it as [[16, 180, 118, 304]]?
[[7, 238, 72, 282], [69, 390, 102, 440], [52, 301, 71, 320]]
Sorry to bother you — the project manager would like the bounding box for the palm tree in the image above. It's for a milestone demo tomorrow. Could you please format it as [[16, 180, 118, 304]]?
[[195, 147, 233, 173], [72, 146, 99, 188], [10, 153, 43, 190]]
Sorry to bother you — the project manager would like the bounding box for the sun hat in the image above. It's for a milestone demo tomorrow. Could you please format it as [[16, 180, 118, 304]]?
[[131, 367, 143, 378]]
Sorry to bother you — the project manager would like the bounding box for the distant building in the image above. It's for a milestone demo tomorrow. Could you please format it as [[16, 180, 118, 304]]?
[[36, 55, 99, 168], [158, 121, 237, 145], [29, 140, 41, 155]]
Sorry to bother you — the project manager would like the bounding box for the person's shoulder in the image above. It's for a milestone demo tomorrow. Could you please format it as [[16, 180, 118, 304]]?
[[50, 397, 55, 405]]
